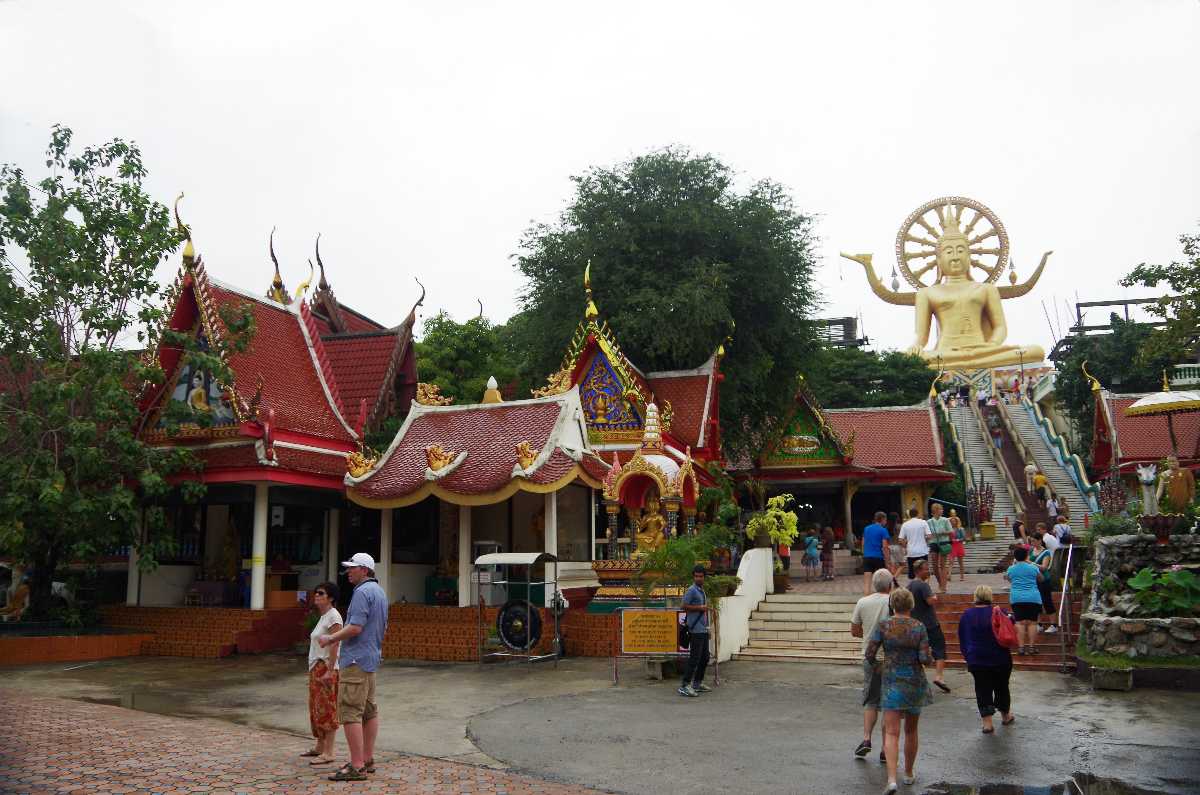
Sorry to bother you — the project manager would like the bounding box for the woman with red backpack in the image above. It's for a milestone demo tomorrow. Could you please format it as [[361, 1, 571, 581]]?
[[957, 584, 1016, 734]]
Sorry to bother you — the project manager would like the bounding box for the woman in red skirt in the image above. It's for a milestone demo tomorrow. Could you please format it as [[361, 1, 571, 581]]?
[[949, 515, 967, 582], [302, 582, 343, 766]]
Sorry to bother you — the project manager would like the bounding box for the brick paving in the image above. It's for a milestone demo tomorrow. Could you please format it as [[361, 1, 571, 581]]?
[[0, 689, 605, 795]]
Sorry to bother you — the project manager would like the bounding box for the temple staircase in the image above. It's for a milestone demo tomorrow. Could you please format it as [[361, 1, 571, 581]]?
[[947, 405, 1019, 571], [1007, 402, 1091, 537]]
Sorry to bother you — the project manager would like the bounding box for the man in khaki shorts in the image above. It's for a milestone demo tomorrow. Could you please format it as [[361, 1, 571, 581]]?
[[318, 552, 388, 781]]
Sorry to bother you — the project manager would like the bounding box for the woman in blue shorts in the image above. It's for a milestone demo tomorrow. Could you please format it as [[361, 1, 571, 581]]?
[[1005, 546, 1044, 655]]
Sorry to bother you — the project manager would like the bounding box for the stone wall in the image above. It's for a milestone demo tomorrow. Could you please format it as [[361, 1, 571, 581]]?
[[1088, 533, 1200, 616], [1082, 533, 1200, 659], [1081, 614, 1200, 658]]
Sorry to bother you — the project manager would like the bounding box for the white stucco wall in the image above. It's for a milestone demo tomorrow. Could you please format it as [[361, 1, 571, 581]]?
[[137, 564, 198, 606], [716, 548, 774, 662], [387, 563, 436, 604]]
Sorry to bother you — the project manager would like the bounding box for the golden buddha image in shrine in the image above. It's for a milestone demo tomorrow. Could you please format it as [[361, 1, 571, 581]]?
[[842, 196, 1051, 371]]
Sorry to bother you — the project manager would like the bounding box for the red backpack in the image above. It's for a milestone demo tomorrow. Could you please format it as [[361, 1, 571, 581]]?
[[991, 606, 1020, 650]]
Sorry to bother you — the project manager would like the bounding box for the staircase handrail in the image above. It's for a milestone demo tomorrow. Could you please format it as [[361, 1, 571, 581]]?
[[970, 397, 1027, 519], [934, 397, 974, 489], [1020, 397, 1100, 507], [994, 397, 1036, 471], [1056, 542, 1077, 672]]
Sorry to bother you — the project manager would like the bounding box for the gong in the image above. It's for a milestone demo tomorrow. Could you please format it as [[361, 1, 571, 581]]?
[[496, 599, 543, 650]]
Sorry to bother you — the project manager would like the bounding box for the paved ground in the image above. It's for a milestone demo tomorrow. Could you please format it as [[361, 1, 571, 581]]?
[[0, 689, 605, 795], [3, 654, 1198, 794]]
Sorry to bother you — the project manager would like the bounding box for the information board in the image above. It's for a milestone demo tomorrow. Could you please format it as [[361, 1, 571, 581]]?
[[619, 608, 686, 655]]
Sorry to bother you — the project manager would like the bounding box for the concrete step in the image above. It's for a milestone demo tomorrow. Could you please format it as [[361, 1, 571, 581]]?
[[746, 638, 862, 651], [734, 648, 861, 664], [752, 609, 851, 622], [748, 629, 857, 642], [749, 619, 847, 632], [763, 593, 860, 604]]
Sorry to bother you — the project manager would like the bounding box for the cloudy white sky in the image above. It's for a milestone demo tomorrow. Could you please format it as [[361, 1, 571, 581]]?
[[3, 1, 1198, 359]]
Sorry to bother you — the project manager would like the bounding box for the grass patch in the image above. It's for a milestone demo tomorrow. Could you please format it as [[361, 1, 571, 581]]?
[[1076, 636, 1200, 670]]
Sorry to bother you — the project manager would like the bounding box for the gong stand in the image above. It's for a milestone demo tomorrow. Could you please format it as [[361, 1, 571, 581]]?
[[474, 551, 561, 667]]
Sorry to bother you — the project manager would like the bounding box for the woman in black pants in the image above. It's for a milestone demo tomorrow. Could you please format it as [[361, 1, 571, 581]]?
[[957, 584, 1015, 733]]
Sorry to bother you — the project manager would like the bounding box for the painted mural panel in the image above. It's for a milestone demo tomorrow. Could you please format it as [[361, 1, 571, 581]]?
[[580, 351, 641, 433], [158, 331, 237, 428], [763, 404, 841, 468]]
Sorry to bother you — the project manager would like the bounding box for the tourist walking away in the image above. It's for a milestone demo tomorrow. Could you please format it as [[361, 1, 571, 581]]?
[[303, 582, 343, 766], [1033, 471, 1049, 508], [1024, 459, 1038, 494], [851, 568, 894, 763], [318, 552, 388, 782], [866, 588, 934, 793], [778, 540, 791, 575], [899, 508, 931, 582], [679, 565, 711, 697], [1030, 534, 1059, 634], [949, 515, 967, 581], [1053, 514, 1073, 546], [958, 584, 1015, 733], [926, 503, 952, 594], [802, 529, 820, 582], [907, 560, 951, 693], [821, 526, 837, 581], [887, 512, 906, 579], [990, 422, 1003, 450], [1004, 547, 1044, 656], [1011, 519, 1027, 546], [861, 512, 891, 595]]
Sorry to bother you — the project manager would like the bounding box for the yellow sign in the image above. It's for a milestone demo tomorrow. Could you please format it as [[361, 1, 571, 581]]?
[[250, 555, 266, 567], [620, 609, 684, 655]]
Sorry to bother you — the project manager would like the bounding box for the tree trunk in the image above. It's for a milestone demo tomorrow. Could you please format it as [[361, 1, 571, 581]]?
[[26, 548, 59, 621]]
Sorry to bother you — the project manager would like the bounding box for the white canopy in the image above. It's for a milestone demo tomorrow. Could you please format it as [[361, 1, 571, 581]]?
[[474, 552, 558, 566]]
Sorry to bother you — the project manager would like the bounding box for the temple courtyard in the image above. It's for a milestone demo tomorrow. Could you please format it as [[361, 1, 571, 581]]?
[[3, 653, 1197, 794]]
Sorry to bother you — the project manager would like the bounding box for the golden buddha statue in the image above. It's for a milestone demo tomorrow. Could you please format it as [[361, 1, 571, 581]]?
[[633, 494, 667, 556], [842, 197, 1050, 371]]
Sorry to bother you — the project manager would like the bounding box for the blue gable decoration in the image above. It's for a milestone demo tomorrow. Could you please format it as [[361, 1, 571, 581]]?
[[580, 352, 641, 432]]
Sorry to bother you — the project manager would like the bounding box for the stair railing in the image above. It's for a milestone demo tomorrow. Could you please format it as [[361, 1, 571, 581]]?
[[1056, 542, 1077, 673], [1021, 397, 1100, 511], [934, 397, 974, 490], [994, 398, 1035, 472], [969, 397, 1027, 522]]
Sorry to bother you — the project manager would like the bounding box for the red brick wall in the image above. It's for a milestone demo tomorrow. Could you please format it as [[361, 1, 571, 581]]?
[[0, 633, 153, 665], [384, 604, 619, 662]]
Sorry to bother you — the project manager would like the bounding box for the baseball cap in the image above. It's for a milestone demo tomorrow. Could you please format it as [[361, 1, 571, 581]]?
[[340, 552, 376, 571]]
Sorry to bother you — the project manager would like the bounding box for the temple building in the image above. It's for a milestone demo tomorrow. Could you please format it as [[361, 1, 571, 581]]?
[[126, 223, 420, 612]]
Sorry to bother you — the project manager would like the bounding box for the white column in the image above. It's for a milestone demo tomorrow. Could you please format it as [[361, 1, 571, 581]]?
[[458, 506, 472, 607], [326, 508, 340, 582], [543, 491, 558, 607], [125, 512, 141, 606], [250, 483, 269, 610], [589, 489, 596, 562], [378, 508, 393, 600]]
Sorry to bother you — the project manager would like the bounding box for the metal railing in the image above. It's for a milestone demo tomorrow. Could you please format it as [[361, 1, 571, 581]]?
[[970, 397, 1027, 520], [934, 396, 974, 488], [1021, 397, 1100, 510], [1056, 542, 1078, 673]]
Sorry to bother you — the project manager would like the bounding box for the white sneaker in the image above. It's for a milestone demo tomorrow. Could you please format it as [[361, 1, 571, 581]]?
[[677, 684, 698, 697], [1043, 625, 1059, 634], [902, 773, 916, 786]]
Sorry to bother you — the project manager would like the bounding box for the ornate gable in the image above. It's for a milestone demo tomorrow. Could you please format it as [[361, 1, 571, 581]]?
[[760, 378, 848, 469]]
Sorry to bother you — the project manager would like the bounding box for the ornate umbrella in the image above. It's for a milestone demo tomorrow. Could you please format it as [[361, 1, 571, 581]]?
[[1123, 372, 1200, 457]]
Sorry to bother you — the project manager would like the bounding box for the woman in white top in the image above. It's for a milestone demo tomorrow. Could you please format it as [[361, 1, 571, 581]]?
[[302, 582, 343, 765]]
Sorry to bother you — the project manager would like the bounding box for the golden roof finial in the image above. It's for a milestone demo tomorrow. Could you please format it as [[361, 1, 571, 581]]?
[[584, 260, 599, 321], [267, 227, 291, 304], [1162, 369, 1171, 392], [928, 367, 945, 399], [174, 193, 195, 264], [296, 260, 315, 300], [1081, 360, 1103, 394], [482, 375, 503, 404]]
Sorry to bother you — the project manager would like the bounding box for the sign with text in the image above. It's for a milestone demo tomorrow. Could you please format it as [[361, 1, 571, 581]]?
[[620, 608, 686, 655]]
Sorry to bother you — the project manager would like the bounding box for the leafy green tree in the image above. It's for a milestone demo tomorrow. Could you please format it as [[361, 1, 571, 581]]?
[[1054, 315, 1174, 465], [414, 310, 520, 404], [802, 347, 932, 409], [1120, 225, 1200, 364], [511, 148, 821, 462], [0, 126, 251, 618]]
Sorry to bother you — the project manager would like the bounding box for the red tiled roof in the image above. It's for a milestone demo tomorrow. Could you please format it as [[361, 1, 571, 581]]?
[[209, 284, 355, 443], [323, 332, 401, 422], [825, 406, 944, 470], [648, 372, 713, 450], [1108, 395, 1200, 463], [187, 443, 346, 478], [349, 391, 603, 505]]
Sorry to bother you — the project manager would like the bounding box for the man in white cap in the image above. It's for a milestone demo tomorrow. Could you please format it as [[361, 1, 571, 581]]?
[[318, 552, 387, 781]]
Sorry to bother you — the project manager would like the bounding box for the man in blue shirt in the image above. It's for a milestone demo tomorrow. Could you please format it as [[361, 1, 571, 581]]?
[[318, 552, 388, 781], [860, 512, 891, 595], [678, 565, 711, 697]]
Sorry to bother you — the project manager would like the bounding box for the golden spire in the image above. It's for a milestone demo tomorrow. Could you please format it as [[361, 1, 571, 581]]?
[[928, 368, 945, 399], [267, 227, 291, 304], [1081, 360, 1103, 393], [482, 375, 503, 404], [1162, 369, 1171, 392], [584, 260, 599, 321], [296, 260, 315, 300], [174, 193, 195, 264]]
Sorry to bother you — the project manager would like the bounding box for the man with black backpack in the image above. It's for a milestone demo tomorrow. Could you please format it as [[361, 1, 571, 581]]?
[[678, 565, 711, 697]]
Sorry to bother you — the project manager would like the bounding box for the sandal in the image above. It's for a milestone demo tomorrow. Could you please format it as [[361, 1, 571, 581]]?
[[1002, 715, 1016, 726], [981, 727, 995, 734], [933, 680, 951, 693], [300, 749, 321, 757], [363, 758, 376, 774], [309, 756, 335, 766], [330, 764, 366, 782]]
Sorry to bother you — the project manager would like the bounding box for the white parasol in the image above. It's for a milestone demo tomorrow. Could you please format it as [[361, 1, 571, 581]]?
[[1123, 372, 1200, 457]]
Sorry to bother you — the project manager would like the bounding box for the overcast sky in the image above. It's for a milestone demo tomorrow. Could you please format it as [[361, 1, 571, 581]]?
[[3, 1, 1198, 360]]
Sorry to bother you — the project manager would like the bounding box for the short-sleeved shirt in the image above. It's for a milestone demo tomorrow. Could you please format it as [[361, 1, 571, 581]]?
[[339, 579, 388, 672], [1054, 522, 1072, 540], [927, 516, 952, 549], [1043, 533, 1061, 552], [851, 592, 890, 654], [682, 583, 708, 634], [900, 518, 930, 557], [308, 608, 343, 670], [1006, 562, 1042, 606], [862, 523, 890, 559], [1033, 474, 1048, 490], [804, 536, 819, 557], [907, 578, 938, 631]]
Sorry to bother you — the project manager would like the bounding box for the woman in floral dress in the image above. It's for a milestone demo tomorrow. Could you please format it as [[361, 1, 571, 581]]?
[[865, 587, 934, 794]]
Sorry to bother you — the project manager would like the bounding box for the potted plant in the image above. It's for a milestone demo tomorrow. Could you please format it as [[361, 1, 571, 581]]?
[[745, 494, 800, 592]]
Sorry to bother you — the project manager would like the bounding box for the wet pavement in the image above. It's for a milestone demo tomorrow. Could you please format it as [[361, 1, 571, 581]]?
[[3, 654, 1198, 794]]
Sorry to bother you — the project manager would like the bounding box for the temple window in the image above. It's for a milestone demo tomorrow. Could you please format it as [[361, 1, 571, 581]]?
[[392, 497, 439, 564], [556, 484, 592, 562]]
